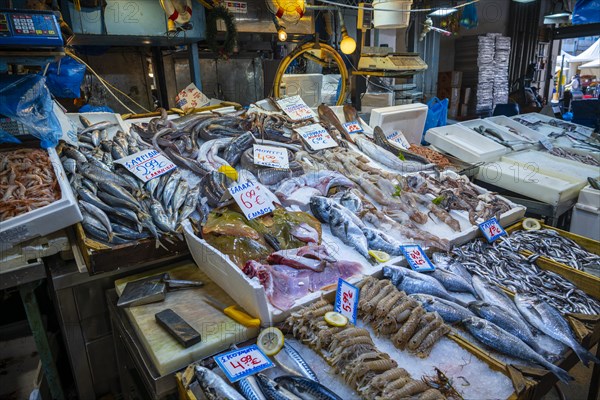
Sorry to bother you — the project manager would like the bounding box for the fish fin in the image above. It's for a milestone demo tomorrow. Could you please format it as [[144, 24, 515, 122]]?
[[574, 343, 600, 367], [548, 364, 574, 384]]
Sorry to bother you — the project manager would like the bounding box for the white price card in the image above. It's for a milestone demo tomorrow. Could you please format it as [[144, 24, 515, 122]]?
[[343, 121, 363, 134], [229, 180, 276, 220], [401, 245, 435, 272], [574, 126, 593, 138], [276, 95, 316, 121], [215, 345, 274, 383], [478, 217, 507, 243], [539, 138, 554, 151], [334, 278, 359, 324], [294, 123, 338, 150], [552, 105, 561, 114], [253, 144, 289, 169], [115, 149, 176, 182], [518, 114, 541, 124], [386, 130, 410, 149]]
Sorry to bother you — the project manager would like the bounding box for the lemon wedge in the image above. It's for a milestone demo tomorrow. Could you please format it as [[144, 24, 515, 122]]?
[[324, 311, 348, 327], [257, 327, 284, 356], [218, 165, 238, 181], [369, 250, 391, 263]]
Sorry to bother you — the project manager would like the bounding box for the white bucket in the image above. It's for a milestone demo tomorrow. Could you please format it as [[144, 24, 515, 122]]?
[[372, 0, 413, 29]]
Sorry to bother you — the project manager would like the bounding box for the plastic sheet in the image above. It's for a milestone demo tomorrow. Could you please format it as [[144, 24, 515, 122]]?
[[459, 2, 478, 29], [572, 0, 600, 24], [0, 74, 61, 148], [43, 56, 86, 98], [422, 97, 448, 144]]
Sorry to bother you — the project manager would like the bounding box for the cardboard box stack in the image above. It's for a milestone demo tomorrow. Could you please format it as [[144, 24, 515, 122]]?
[[437, 70, 462, 119]]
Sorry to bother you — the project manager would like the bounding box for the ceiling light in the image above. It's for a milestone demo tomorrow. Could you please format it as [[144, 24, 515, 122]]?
[[277, 27, 287, 42], [544, 0, 571, 24], [337, 10, 356, 55], [512, 0, 536, 3], [429, 8, 457, 17]]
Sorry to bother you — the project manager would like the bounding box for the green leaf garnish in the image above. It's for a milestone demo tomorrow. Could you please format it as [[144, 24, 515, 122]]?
[[432, 195, 445, 205]]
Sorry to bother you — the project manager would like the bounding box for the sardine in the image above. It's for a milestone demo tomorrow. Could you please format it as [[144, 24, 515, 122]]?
[[514, 293, 600, 366], [463, 316, 573, 383], [274, 375, 343, 400], [77, 187, 112, 213], [194, 365, 245, 400]]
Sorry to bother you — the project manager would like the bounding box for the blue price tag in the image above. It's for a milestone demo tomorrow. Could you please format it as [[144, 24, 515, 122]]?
[[214, 345, 273, 383], [334, 278, 359, 324], [478, 217, 507, 242], [343, 121, 363, 134], [401, 245, 435, 272]]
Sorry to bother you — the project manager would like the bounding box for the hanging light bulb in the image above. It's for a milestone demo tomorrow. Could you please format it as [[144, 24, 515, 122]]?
[[277, 27, 287, 42], [337, 10, 356, 55]]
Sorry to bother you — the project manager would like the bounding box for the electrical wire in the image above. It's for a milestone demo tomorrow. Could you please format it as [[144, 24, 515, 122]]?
[[66, 50, 152, 113], [342, 53, 394, 92], [314, 0, 479, 13]]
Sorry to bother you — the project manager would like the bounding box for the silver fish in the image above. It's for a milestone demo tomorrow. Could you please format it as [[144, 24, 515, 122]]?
[[255, 373, 302, 400], [79, 200, 112, 239], [427, 268, 476, 295], [354, 137, 435, 173], [171, 178, 189, 214], [274, 376, 342, 400], [329, 205, 370, 259], [98, 181, 139, 207], [80, 121, 117, 136], [273, 343, 320, 383], [472, 275, 520, 315], [177, 185, 199, 224], [514, 293, 600, 367], [463, 317, 573, 383], [194, 366, 245, 400], [410, 294, 475, 324], [161, 170, 181, 211], [150, 199, 174, 232]]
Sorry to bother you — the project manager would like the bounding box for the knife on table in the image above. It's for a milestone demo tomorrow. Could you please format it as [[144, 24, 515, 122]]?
[[201, 296, 261, 328]]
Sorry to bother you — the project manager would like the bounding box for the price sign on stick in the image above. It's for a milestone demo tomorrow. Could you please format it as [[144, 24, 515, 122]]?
[[401, 245, 435, 272], [478, 217, 507, 242], [294, 123, 338, 150], [215, 345, 273, 383], [343, 121, 363, 134], [276, 95, 316, 121], [228, 180, 275, 220], [334, 278, 359, 324], [386, 131, 410, 149], [115, 149, 176, 182], [253, 144, 289, 169]]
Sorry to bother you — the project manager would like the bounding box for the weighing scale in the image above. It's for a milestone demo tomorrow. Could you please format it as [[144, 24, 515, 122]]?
[[0, 9, 64, 69], [356, 46, 428, 77]]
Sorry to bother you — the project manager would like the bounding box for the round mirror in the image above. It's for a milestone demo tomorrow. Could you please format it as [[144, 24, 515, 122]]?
[[273, 42, 349, 106]]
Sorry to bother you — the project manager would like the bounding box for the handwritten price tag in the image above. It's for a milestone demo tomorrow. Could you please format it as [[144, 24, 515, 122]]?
[[334, 278, 359, 324], [386, 130, 410, 149], [294, 123, 338, 150], [539, 138, 554, 151], [478, 217, 507, 242], [253, 144, 289, 169], [401, 245, 435, 272], [115, 149, 176, 182], [215, 345, 273, 383], [343, 121, 363, 134], [229, 180, 275, 220], [574, 125, 593, 138], [276, 95, 316, 121]]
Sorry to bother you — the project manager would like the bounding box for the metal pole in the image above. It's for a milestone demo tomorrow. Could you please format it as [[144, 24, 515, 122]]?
[[189, 43, 202, 90], [20, 281, 65, 400], [558, 54, 565, 97]]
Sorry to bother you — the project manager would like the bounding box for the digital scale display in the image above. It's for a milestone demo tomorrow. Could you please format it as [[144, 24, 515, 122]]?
[[0, 9, 63, 47]]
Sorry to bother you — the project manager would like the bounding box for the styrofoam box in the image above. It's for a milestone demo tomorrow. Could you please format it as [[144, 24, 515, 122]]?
[[459, 119, 535, 152], [476, 161, 584, 205], [486, 115, 546, 143], [577, 185, 600, 208], [67, 112, 129, 138], [368, 103, 428, 145], [502, 150, 600, 184], [424, 124, 508, 163], [0, 147, 82, 248], [570, 203, 600, 242], [530, 113, 595, 137], [281, 74, 323, 108]]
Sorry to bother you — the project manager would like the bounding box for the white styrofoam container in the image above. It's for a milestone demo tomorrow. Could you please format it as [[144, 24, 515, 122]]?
[[502, 150, 600, 184], [361, 92, 394, 113], [424, 124, 508, 163], [0, 147, 82, 248], [570, 203, 600, 241], [459, 119, 535, 152], [281, 74, 323, 108], [486, 115, 547, 142], [67, 112, 129, 138], [577, 185, 600, 208], [476, 161, 583, 205], [368, 103, 428, 145]]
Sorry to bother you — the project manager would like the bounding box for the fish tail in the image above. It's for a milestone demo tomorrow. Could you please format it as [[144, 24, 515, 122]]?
[[574, 343, 600, 367], [548, 363, 574, 384]]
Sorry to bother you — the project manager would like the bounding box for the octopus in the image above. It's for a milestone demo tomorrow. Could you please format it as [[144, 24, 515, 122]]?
[[0, 148, 61, 221]]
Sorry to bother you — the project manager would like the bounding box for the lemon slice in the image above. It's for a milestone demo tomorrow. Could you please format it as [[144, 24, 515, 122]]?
[[522, 218, 541, 231], [324, 311, 348, 327], [257, 327, 284, 356], [369, 250, 391, 263], [218, 165, 238, 181]]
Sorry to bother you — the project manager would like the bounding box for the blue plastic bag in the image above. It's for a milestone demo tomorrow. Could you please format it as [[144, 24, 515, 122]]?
[[43, 56, 86, 98], [460, 3, 478, 29], [0, 74, 62, 148], [0, 127, 22, 144], [572, 0, 600, 25], [422, 97, 448, 144]]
